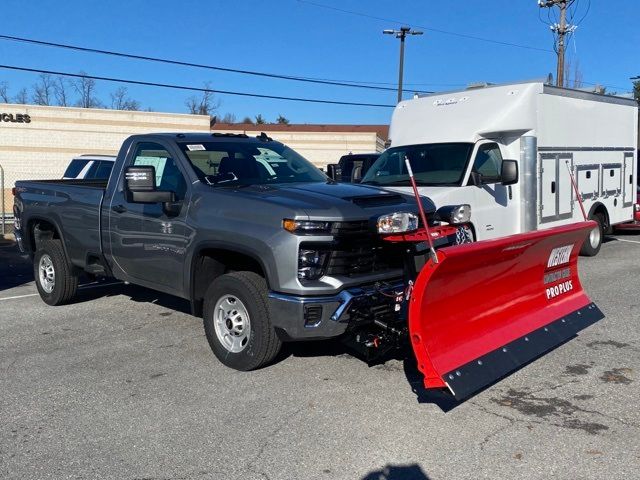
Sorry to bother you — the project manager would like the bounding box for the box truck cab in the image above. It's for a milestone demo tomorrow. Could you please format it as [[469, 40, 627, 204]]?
[[362, 81, 639, 255]]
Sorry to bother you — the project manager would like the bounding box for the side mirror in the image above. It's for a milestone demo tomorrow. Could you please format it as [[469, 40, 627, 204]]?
[[469, 171, 483, 187], [326, 164, 341, 181], [500, 160, 519, 186], [124, 166, 175, 204]]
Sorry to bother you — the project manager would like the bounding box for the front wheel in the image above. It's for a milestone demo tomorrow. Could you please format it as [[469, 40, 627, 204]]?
[[203, 271, 282, 371], [580, 212, 605, 257], [34, 239, 79, 305]]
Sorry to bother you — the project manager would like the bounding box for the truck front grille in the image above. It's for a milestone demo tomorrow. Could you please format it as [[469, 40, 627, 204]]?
[[326, 221, 403, 277]]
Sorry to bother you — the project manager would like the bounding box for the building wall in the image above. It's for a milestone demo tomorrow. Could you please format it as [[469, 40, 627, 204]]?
[[0, 103, 210, 213], [211, 128, 385, 168]]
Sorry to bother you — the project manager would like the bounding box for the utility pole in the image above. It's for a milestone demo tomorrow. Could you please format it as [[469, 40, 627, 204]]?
[[383, 26, 423, 103], [538, 0, 576, 87]]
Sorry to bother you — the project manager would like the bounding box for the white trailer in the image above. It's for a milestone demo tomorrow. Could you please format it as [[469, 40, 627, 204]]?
[[361, 81, 639, 255]]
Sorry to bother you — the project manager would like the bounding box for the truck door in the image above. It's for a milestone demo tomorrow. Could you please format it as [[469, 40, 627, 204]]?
[[465, 142, 519, 239], [108, 141, 191, 294]]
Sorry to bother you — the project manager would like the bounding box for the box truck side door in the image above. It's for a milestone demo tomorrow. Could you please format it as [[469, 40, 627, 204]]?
[[465, 141, 520, 240], [539, 153, 574, 224]]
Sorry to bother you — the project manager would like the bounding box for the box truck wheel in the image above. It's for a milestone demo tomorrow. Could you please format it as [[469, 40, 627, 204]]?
[[580, 212, 605, 257], [34, 240, 79, 305], [203, 271, 282, 371]]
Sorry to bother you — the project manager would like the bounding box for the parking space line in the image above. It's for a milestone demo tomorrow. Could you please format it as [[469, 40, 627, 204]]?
[[0, 293, 38, 301], [614, 238, 640, 245], [0, 282, 123, 301]]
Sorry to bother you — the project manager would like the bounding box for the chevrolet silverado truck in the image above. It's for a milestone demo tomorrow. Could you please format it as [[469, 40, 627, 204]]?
[[13, 133, 472, 372]]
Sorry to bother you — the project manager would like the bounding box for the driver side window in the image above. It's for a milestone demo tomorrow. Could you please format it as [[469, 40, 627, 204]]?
[[131, 142, 187, 200], [471, 143, 502, 184]]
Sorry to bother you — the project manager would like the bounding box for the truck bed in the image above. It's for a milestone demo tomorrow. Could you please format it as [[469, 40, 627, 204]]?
[[15, 179, 106, 268]]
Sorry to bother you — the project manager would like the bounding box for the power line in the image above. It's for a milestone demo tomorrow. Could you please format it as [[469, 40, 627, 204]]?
[[0, 64, 396, 108], [0, 34, 433, 94], [297, 0, 553, 53]]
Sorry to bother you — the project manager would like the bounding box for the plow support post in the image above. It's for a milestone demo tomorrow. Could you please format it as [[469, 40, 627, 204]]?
[[408, 221, 604, 400]]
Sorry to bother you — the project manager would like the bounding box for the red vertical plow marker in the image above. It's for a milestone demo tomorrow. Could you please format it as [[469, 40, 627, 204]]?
[[408, 221, 604, 400]]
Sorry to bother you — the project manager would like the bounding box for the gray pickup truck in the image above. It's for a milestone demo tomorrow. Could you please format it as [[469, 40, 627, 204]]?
[[13, 132, 471, 371]]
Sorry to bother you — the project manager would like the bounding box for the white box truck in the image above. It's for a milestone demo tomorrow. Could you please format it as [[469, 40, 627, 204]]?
[[361, 81, 639, 255]]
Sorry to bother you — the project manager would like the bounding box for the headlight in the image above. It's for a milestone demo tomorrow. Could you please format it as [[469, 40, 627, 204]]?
[[283, 219, 332, 235], [377, 212, 419, 234], [298, 248, 329, 281], [436, 204, 471, 224]]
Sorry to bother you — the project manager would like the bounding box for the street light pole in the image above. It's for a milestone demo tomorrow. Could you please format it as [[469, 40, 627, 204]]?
[[383, 26, 423, 103]]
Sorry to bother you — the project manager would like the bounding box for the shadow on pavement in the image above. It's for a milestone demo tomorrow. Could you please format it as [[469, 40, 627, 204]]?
[[72, 281, 192, 315], [361, 464, 430, 480], [282, 339, 463, 412], [0, 241, 33, 291]]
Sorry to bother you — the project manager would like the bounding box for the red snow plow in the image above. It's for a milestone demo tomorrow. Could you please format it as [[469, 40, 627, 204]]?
[[401, 222, 603, 399], [375, 158, 603, 399]]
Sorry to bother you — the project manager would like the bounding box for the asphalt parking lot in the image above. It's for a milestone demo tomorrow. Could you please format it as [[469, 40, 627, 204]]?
[[1, 233, 639, 480]]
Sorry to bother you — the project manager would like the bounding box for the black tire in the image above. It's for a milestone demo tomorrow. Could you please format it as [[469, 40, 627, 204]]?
[[203, 271, 282, 371], [33, 239, 78, 305], [580, 212, 605, 257]]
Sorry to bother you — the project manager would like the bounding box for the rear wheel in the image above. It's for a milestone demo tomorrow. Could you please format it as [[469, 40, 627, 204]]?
[[34, 239, 78, 305], [580, 212, 605, 257], [203, 271, 281, 371]]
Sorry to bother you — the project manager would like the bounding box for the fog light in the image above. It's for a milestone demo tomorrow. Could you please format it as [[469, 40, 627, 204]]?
[[298, 248, 329, 280], [377, 212, 418, 234]]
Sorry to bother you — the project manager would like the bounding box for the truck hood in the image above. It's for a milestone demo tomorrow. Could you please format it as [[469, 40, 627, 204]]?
[[220, 181, 435, 221], [381, 185, 457, 207]]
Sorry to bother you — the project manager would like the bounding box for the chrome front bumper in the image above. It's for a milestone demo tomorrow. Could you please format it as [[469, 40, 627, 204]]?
[[267, 281, 404, 340]]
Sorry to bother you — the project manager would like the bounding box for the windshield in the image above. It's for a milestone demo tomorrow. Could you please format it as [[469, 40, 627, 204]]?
[[361, 143, 473, 186], [178, 141, 327, 186]]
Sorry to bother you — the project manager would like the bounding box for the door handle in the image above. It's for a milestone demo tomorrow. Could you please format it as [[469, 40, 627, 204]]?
[[551, 181, 556, 194], [112, 204, 127, 214]]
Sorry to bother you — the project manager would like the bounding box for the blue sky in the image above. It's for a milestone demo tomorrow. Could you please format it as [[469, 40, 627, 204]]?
[[0, 0, 637, 124]]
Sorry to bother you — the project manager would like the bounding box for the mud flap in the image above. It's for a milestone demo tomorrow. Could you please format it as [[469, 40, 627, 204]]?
[[408, 221, 604, 400]]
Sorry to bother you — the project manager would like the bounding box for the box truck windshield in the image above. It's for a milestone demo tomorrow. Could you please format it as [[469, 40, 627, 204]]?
[[361, 142, 473, 186]]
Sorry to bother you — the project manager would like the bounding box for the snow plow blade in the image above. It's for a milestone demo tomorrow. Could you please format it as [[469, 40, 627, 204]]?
[[408, 221, 604, 400]]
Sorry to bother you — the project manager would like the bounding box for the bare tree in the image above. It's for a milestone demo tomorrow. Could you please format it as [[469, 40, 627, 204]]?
[[219, 112, 237, 123], [275, 114, 290, 125], [564, 57, 584, 89], [0, 82, 10, 103], [241, 116, 253, 124], [185, 82, 219, 116], [14, 88, 29, 104], [32, 74, 55, 105], [54, 76, 70, 106], [255, 114, 266, 125], [110, 86, 140, 111], [71, 72, 102, 108]]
